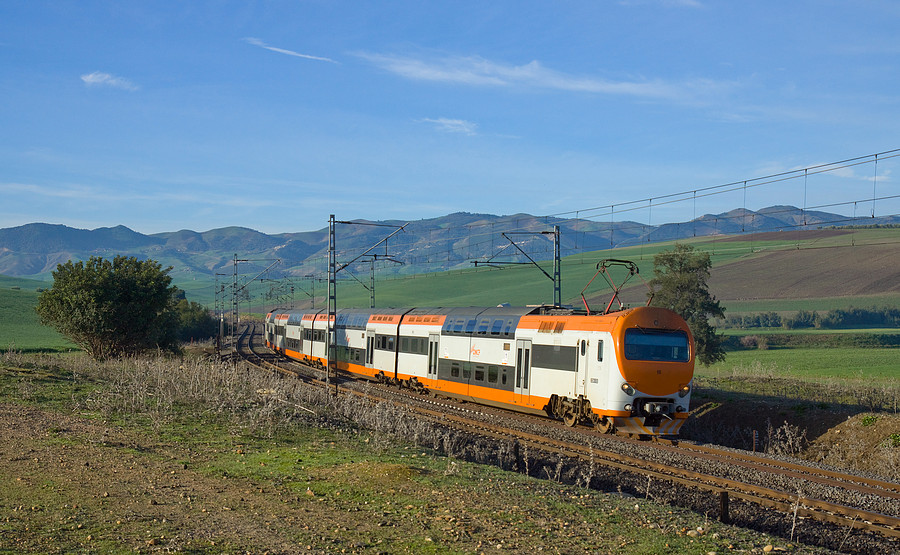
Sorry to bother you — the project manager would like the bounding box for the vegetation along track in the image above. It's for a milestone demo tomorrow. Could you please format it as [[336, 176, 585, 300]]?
[[235, 323, 900, 553]]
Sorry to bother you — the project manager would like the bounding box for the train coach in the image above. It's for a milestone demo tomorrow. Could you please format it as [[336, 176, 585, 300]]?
[[265, 304, 694, 436]]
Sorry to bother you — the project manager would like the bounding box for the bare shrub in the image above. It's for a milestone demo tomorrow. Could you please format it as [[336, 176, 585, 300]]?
[[17, 376, 37, 401], [765, 419, 808, 457], [877, 441, 900, 477], [739, 335, 768, 349]]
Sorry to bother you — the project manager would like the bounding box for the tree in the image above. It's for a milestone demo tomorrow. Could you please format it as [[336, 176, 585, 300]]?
[[648, 243, 726, 365], [36, 256, 181, 360], [173, 298, 217, 342]]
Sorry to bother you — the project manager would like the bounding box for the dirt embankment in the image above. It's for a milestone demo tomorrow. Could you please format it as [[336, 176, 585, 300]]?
[[682, 387, 900, 480]]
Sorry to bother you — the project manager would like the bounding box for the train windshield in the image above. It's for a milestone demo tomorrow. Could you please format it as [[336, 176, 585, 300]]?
[[624, 328, 690, 362]]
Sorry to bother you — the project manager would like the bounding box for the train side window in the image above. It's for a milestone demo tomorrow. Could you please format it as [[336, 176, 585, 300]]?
[[474, 365, 485, 382], [452, 319, 464, 333], [490, 319, 503, 336], [462, 364, 471, 380], [580, 340, 586, 356], [597, 340, 604, 362], [403, 337, 424, 354], [465, 319, 477, 334], [501, 368, 508, 386], [476, 319, 490, 335], [387, 337, 395, 351], [488, 365, 498, 383], [451, 362, 460, 378]]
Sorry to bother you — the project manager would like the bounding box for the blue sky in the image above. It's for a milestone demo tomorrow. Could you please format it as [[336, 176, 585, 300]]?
[[2, 1, 899, 234]]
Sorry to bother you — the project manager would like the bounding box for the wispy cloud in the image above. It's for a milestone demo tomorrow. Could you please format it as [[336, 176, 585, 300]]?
[[243, 37, 338, 64], [0, 180, 281, 209], [80, 71, 138, 91], [419, 118, 478, 135], [357, 52, 732, 104], [619, 0, 702, 7]]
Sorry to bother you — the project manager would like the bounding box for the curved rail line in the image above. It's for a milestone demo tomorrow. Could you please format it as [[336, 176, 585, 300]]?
[[234, 322, 900, 542]]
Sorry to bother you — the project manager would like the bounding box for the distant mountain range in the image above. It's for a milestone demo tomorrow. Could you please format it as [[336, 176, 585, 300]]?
[[1, 206, 898, 280]]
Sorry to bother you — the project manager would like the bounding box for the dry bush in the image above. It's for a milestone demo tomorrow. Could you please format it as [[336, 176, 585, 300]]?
[[14, 352, 322, 437], [739, 336, 769, 350], [764, 419, 808, 457]]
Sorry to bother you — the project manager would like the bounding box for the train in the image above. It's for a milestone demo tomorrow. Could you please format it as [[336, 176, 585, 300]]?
[[265, 303, 694, 436]]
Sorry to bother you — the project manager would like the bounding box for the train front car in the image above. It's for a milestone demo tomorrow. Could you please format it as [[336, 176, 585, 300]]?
[[606, 306, 693, 436], [533, 305, 693, 436]]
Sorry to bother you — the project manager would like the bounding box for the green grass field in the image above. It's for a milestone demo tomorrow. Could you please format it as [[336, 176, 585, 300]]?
[[699, 347, 899, 384], [720, 326, 900, 336], [0, 282, 74, 352], [721, 295, 900, 314]]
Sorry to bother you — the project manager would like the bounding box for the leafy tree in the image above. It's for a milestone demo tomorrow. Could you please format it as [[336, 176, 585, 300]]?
[[783, 309, 818, 329], [36, 256, 182, 359], [173, 298, 217, 342], [648, 243, 726, 365]]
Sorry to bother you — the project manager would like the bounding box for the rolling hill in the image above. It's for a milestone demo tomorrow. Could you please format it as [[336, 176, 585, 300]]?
[[2, 207, 899, 316], [2, 205, 898, 281]]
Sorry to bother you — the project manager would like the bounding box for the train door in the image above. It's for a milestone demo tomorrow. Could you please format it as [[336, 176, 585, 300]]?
[[427, 333, 439, 386], [585, 336, 609, 411], [514, 339, 532, 405], [365, 326, 376, 370], [577, 339, 589, 397]]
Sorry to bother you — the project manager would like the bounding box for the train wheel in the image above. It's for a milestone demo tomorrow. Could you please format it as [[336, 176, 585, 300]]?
[[595, 417, 614, 434], [563, 411, 578, 427]]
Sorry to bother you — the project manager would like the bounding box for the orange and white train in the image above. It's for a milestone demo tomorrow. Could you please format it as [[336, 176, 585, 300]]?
[[265, 304, 694, 436]]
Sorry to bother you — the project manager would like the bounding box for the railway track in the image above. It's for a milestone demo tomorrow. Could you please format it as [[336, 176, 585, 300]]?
[[234, 323, 900, 551], [380, 382, 900, 540]]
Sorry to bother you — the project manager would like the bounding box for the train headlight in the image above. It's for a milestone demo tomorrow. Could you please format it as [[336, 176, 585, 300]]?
[[676, 405, 685, 413], [678, 385, 691, 398], [621, 383, 635, 396]]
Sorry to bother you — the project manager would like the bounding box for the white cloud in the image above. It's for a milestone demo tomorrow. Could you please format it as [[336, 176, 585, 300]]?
[[357, 52, 732, 104], [420, 118, 478, 135], [80, 71, 138, 91], [243, 37, 338, 64]]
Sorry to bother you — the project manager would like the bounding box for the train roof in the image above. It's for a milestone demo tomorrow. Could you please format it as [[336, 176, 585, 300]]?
[[267, 304, 588, 325]]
